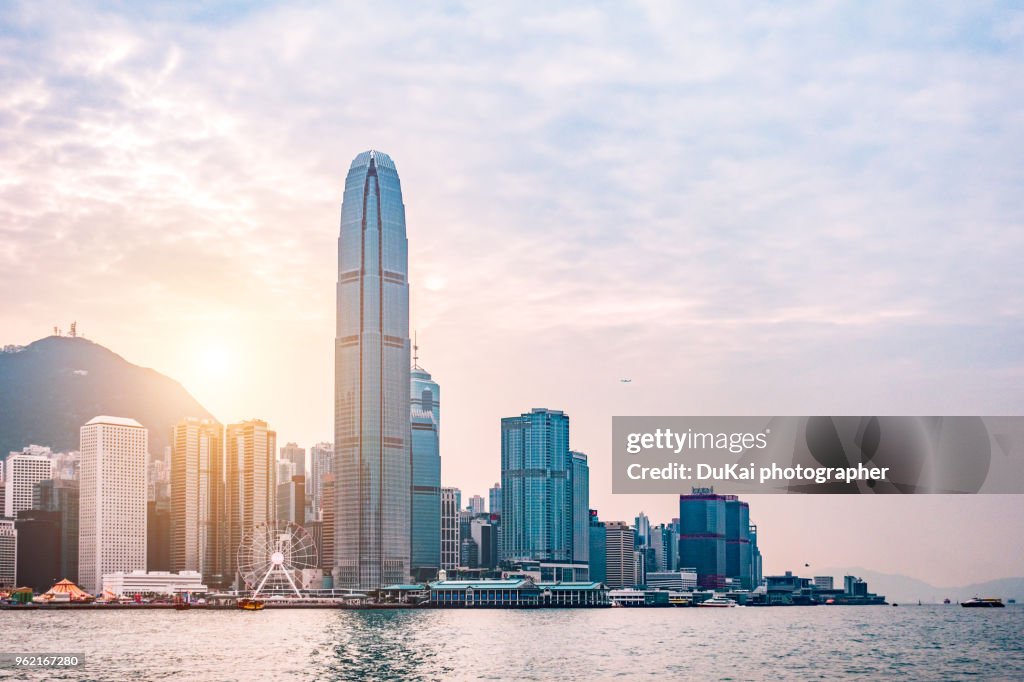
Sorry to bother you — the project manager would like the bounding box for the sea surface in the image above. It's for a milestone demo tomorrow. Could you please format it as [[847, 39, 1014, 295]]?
[[1, 605, 1022, 681]]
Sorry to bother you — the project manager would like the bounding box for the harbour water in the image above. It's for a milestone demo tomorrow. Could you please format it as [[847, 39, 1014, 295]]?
[[2, 605, 1022, 680]]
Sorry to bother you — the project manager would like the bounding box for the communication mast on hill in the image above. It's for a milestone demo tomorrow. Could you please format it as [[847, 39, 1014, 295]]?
[[69, 321, 77, 338]]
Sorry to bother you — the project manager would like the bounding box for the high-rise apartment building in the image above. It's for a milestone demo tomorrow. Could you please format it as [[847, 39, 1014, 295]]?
[[410, 364, 441, 579], [440, 487, 460, 571], [4, 452, 54, 518], [500, 409, 572, 563], [604, 521, 637, 589], [0, 518, 15, 589], [78, 416, 148, 593], [334, 150, 412, 590], [488, 483, 501, 516], [570, 451, 589, 565], [170, 418, 223, 581], [224, 419, 276, 586]]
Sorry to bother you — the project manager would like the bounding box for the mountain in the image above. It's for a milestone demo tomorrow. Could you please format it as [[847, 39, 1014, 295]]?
[[0, 335, 216, 459], [817, 566, 1024, 603]]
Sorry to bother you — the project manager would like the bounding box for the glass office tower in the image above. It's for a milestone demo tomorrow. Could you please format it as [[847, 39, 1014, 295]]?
[[570, 451, 589, 564], [410, 364, 441, 579], [334, 150, 412, 589], [500, 408, 571, 562]]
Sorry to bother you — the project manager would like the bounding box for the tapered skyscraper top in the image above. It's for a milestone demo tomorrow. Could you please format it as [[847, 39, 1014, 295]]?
[[334, 149, 412, 590]]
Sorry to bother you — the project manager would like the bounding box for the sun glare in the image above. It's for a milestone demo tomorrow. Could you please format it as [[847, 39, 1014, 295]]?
[[197, 344, 232, 378]]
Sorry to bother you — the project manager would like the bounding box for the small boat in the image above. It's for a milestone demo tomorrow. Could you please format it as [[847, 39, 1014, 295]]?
[[943, 598, 951, 604], [698, 596, 738, 607], [961, 597, 1005, 608], [238, 598, 265, 611]]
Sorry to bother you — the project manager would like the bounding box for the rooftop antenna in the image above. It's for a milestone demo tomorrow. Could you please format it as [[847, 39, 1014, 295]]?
[[412, 330, 421, 370]]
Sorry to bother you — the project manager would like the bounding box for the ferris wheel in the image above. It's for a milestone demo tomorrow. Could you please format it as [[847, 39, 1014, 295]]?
[[237, 521, 317, 598]]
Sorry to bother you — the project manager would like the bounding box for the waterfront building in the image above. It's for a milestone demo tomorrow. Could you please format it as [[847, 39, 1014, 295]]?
[[308, 442, 333, 521], [79, 416, 148, 593], [170, 418, 223, 581], [570, 452, 589, 565], [15, 509, 61, 592], [224, 419, 276, 586], [814, 575, 834, 590], [441, 487, 461, 570], [334, 149, 412, 590], [679, 489, 759, 590], [34, 478, 79, 582], [646, 569, 698, 591], [604, 521, 637, 588], [410, 363, 441, 580], [427, 577, 608, 608], [0, 518, 15, 589], [102, 570, 208, 597], [4, 451, 54, 518], [489, 483, 501, 516], [500, 409, 571, 563], [588, 510, 606, 583]]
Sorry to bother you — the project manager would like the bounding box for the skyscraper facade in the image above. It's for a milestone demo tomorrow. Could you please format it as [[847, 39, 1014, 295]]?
[[224, 419, 276, 586], [0, 518, 15, 590], [588, 510, 606, 584], [4, 452, 54, 518], [34, 478, 79, 582], [334, 149, 412, 590], [410, 364, 441, 579], [440, 487, 460, 571], [170, 418, 223, 581], [604, 521, 637, 589], [78, 416, 148, 593], [570, 451, 589, 565], [309, 442, 333, 520], [500, 409, 571, 563]]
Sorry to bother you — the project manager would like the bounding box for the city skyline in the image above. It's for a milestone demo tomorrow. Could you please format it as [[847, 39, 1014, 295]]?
[[2, 2, 1023, 587]]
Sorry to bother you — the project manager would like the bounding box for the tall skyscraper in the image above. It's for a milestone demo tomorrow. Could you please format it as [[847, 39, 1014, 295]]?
[[170, 418, 223, 581], [334, 149, 412, 590], [500, 409, 571, 563], [488, 483, 501, 516], [440, 487, 461, 571], [320, 474, 336, 572], [604, 521, 637, 589], [4, 452, 54, 518], [570, 451, 589, 565], [410, 362, 441, 579], [224, 419, 276, 586], [78, 416, 148, 593], [309, 442, 333, 520], [468, 495, 485, 515]]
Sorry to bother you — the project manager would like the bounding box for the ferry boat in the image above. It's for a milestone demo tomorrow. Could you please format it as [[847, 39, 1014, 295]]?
[[698, 596, 738, 607], [961, 597, 1005, 608], [238, 598, 265, 611]]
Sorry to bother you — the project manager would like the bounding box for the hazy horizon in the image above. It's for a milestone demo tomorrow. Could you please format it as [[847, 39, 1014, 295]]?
[[2, 2, 1022, 586]]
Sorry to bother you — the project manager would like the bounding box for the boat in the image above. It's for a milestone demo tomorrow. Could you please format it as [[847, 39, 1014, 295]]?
[[173, 596, 190, 610], [961, 597, 1005, 608], [943, 598, 951, 604], [698, 596, 738, 607], [238, 598, 265, 611]]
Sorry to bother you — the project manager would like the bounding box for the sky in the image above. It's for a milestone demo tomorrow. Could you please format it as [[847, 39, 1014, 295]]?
[[1, 1, 1023, 585]]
